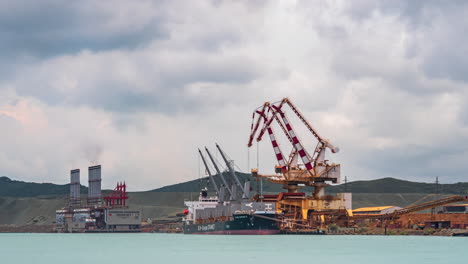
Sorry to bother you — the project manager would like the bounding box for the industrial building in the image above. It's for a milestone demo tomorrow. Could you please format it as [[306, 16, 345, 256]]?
[[55, 165, 141, 233], [443, 204, 468, 213]]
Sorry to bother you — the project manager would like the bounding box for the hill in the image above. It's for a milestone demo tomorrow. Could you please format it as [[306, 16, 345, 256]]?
[[0, 192, 452, 225], [328, 177, 468, 194], [2, 174, 468, 226], [152, 174, 468, 195], [2, 173, 468, 197], [151, 172, 297, 193], [0, 176, 87, 197]]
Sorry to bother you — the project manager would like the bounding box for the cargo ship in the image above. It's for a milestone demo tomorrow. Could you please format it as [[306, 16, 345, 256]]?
[[183, 188, 280, 235], [183, 144, 282, 235]]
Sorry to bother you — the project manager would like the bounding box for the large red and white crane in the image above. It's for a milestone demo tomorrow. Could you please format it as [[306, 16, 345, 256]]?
[[248, 98, 341, 195], [248, 102, 289, 175]]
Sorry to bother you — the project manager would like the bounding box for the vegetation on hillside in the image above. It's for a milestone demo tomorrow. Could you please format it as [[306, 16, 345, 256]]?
[[152, 173, 468, 194], [0, 176, 87, 197], [2, 172, 468, 198], [328, 177, 468, 194]]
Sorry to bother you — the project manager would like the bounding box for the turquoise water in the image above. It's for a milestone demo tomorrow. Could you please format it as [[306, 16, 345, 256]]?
[[1, 234, 467, 264]]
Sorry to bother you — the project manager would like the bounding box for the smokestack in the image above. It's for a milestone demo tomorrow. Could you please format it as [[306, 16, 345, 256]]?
[[69, 169, 80, 207], [87, 165, 102, 205]]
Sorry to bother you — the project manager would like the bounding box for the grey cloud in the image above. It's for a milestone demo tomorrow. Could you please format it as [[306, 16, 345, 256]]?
[[340, 0, 468, 83], [0, 0, 168, 59], [1, 0, 262, 114], [363, 144, 468, 183], [2, 0, 468, 189], [343, 0, 461, 25], [419, 16, 468, 82], [10, 50, 261, 114]]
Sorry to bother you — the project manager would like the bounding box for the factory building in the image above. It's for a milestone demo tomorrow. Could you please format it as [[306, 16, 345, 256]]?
[[55, 165, 141, 233], [105, 210, 141, 231]]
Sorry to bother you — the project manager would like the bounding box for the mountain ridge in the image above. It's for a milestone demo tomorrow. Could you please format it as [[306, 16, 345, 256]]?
[[0, 176, 88, 197], [151, 173, 468, 194], [2, 174, 468, 198]]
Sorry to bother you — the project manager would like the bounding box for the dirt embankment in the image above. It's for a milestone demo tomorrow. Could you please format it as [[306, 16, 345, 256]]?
[[0, 224, 55, 233], [329, 227, 465, 236]]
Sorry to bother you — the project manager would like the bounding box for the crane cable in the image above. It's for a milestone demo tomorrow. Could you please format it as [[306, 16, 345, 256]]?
[[257, 141, 259, 170], [247, 146, 250, 173]]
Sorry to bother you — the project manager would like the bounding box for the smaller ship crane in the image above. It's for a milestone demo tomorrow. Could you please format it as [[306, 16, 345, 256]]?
[[205, 147, 233, 198], [216, 143, 250, 199], [198, 148, 219, 194]]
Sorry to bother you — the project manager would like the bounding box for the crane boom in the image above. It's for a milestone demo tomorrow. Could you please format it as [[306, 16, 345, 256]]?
[[215, 143, 248, 199], [198, 148, 219, 193], [248, 103, 269, 147], [248, 104, 289, 173], [205, 147, 233, 196], [256, 98, 340, 170], [272, 112, 295, 146], [271, 102, 314, 172], [283, 98, 339, 154], [256, 107, 279, 143], [247, 98, 341, 191]]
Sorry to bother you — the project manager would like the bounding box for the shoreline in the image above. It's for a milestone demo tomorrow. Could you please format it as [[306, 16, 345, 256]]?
[[2, 224, 467, 236]]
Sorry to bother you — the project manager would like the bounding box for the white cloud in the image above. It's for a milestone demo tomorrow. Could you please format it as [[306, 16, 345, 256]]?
[[1, 0, 468, 190]]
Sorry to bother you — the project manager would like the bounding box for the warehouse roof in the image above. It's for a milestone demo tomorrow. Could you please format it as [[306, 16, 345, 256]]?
[[353, 206, 397, 212], [445, 204, 468, 207]]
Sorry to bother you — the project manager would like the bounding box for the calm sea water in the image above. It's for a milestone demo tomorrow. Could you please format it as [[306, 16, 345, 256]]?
[[1, 233, 467, 264]]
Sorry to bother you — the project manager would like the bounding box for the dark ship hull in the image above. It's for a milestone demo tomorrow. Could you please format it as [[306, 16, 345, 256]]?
[[184, 213, 280, 235]]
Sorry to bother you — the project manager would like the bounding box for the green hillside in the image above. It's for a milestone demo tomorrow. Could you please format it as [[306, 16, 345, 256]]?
[[328, 177, 468, 194], [152, 172, 254, 192], [0, 192, 191, 225], [0, 192, 451, 225], [152, 173, 468, 194], [2, 174, 468, 226], [0, 176, 87, 197], [152, 172, 309, 193], [2, 173, 468, 198]]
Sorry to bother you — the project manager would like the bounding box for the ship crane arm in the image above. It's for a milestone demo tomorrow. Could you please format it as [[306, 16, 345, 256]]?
[[205, 147, 233, 196], [198, 148, 219, 193], [215, 143, 249, 199]]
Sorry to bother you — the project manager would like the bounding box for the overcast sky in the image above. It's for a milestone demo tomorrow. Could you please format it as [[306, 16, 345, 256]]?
[[1, 0, 467, 190]]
